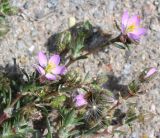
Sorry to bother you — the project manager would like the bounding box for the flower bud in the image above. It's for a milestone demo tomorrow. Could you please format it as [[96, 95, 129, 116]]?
[[139, 67, 158, 82], [74, 93, 88, 107]]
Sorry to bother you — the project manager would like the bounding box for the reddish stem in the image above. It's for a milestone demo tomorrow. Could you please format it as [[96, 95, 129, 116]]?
[[0, 113, 9, 125]]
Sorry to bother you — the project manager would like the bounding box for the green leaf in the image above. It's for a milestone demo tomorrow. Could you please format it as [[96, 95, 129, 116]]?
[[113, 130, 127, 135], [63, 109, 75, 126], [1, 120, 34, 138], [128, 80, 139, 95], [69, 130, 80, 137], [92, 84, 113, 96], [46, 117, 52, 138], [0, 0, 18, 16], [72, 36, 85, 58], [114, 42, 126, 49], [59, 108, 84, 138], [125, 107, 138, 124], [51, 95, 66, 108], [125, 44, 130, 50], [82, 72, 90, 83], [0, 16, 9, 37], [75, 55, 88, 60], [83, 125, 101, 135], [125, 115, 137, 124], [56, 31, 72, 53], [83, 20, 92, 30]]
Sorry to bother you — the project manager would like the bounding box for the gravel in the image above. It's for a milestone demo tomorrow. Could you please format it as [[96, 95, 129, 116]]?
[[0, 0, 160, 137]]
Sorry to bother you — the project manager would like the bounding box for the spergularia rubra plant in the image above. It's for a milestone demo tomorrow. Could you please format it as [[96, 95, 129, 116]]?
[[0, 10, 158, 138]]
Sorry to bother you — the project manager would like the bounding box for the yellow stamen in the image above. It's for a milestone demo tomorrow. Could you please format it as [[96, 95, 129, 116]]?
[[126, 24, 136, 33], [45, 62, 56, 73]]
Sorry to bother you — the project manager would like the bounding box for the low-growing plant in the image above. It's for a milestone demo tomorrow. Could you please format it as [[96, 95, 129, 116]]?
[[0, 11, 158, 138]]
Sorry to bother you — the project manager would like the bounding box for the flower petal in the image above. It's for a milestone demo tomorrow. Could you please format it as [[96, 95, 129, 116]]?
[[132, 28, 147, 36], [127, 15, 140, 26], [60, 66, 67, 75], [36, 65, 45, 75], [52, 66, 66, 75], [128, 28, 147, 41], [145, 67, 157, 78], [128, 33, 140, 41], [75, 100, 87, 107], [74, 94, 87, 107], [122, 11, 129, 32], [49, 54, 60, 65], [38, 52, 47, 67], [45, 73, 56, 80]]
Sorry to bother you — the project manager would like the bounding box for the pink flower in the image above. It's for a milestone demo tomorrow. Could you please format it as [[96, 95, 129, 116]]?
[[121, 11, 147, 41], [139, 67, 158, 82], [36, 52, 66, 80], [74, 93, 87, 107], [144, 67, 157, 79]]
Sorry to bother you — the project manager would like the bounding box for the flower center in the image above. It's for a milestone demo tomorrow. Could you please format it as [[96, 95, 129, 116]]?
[[126, 24, 136, 33], [45, 63, 56, 73]]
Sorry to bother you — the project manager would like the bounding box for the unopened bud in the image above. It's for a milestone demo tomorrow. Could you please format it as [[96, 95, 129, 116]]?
[[139, 67, 158, 82]]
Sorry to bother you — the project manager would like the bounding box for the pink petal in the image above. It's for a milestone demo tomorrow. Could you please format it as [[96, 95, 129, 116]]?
[[36, 65, 45, 75], [52, 66, 66, 75], [145, 67, 157, 78], [74, 94, 87, 107], [128, 28, 147, 41], [49, 54, 60, 65], [75, 100, 87, 107], [38, 52, 47, 67], [74, 94, 84, 100], [128, 33, 140, 41], [121, 11, 129, 32], [127, 15, 140, 27], [60, 66, 67, 75], [122, 11, 129, 27], [45, 73, 56, 80], [132, 28, 147, 36]]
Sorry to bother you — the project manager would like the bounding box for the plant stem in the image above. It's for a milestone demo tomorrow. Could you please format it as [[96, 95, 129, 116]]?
[[107, 92, 134, 114], [42, 92, 59, 101], [66, 35, 120, 68], [46, 117, 53, 138], [66, 58, 76, 68], [84, 34, 120, 56], [0, 113, 8, 125], [10, 93, 23, 107]]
